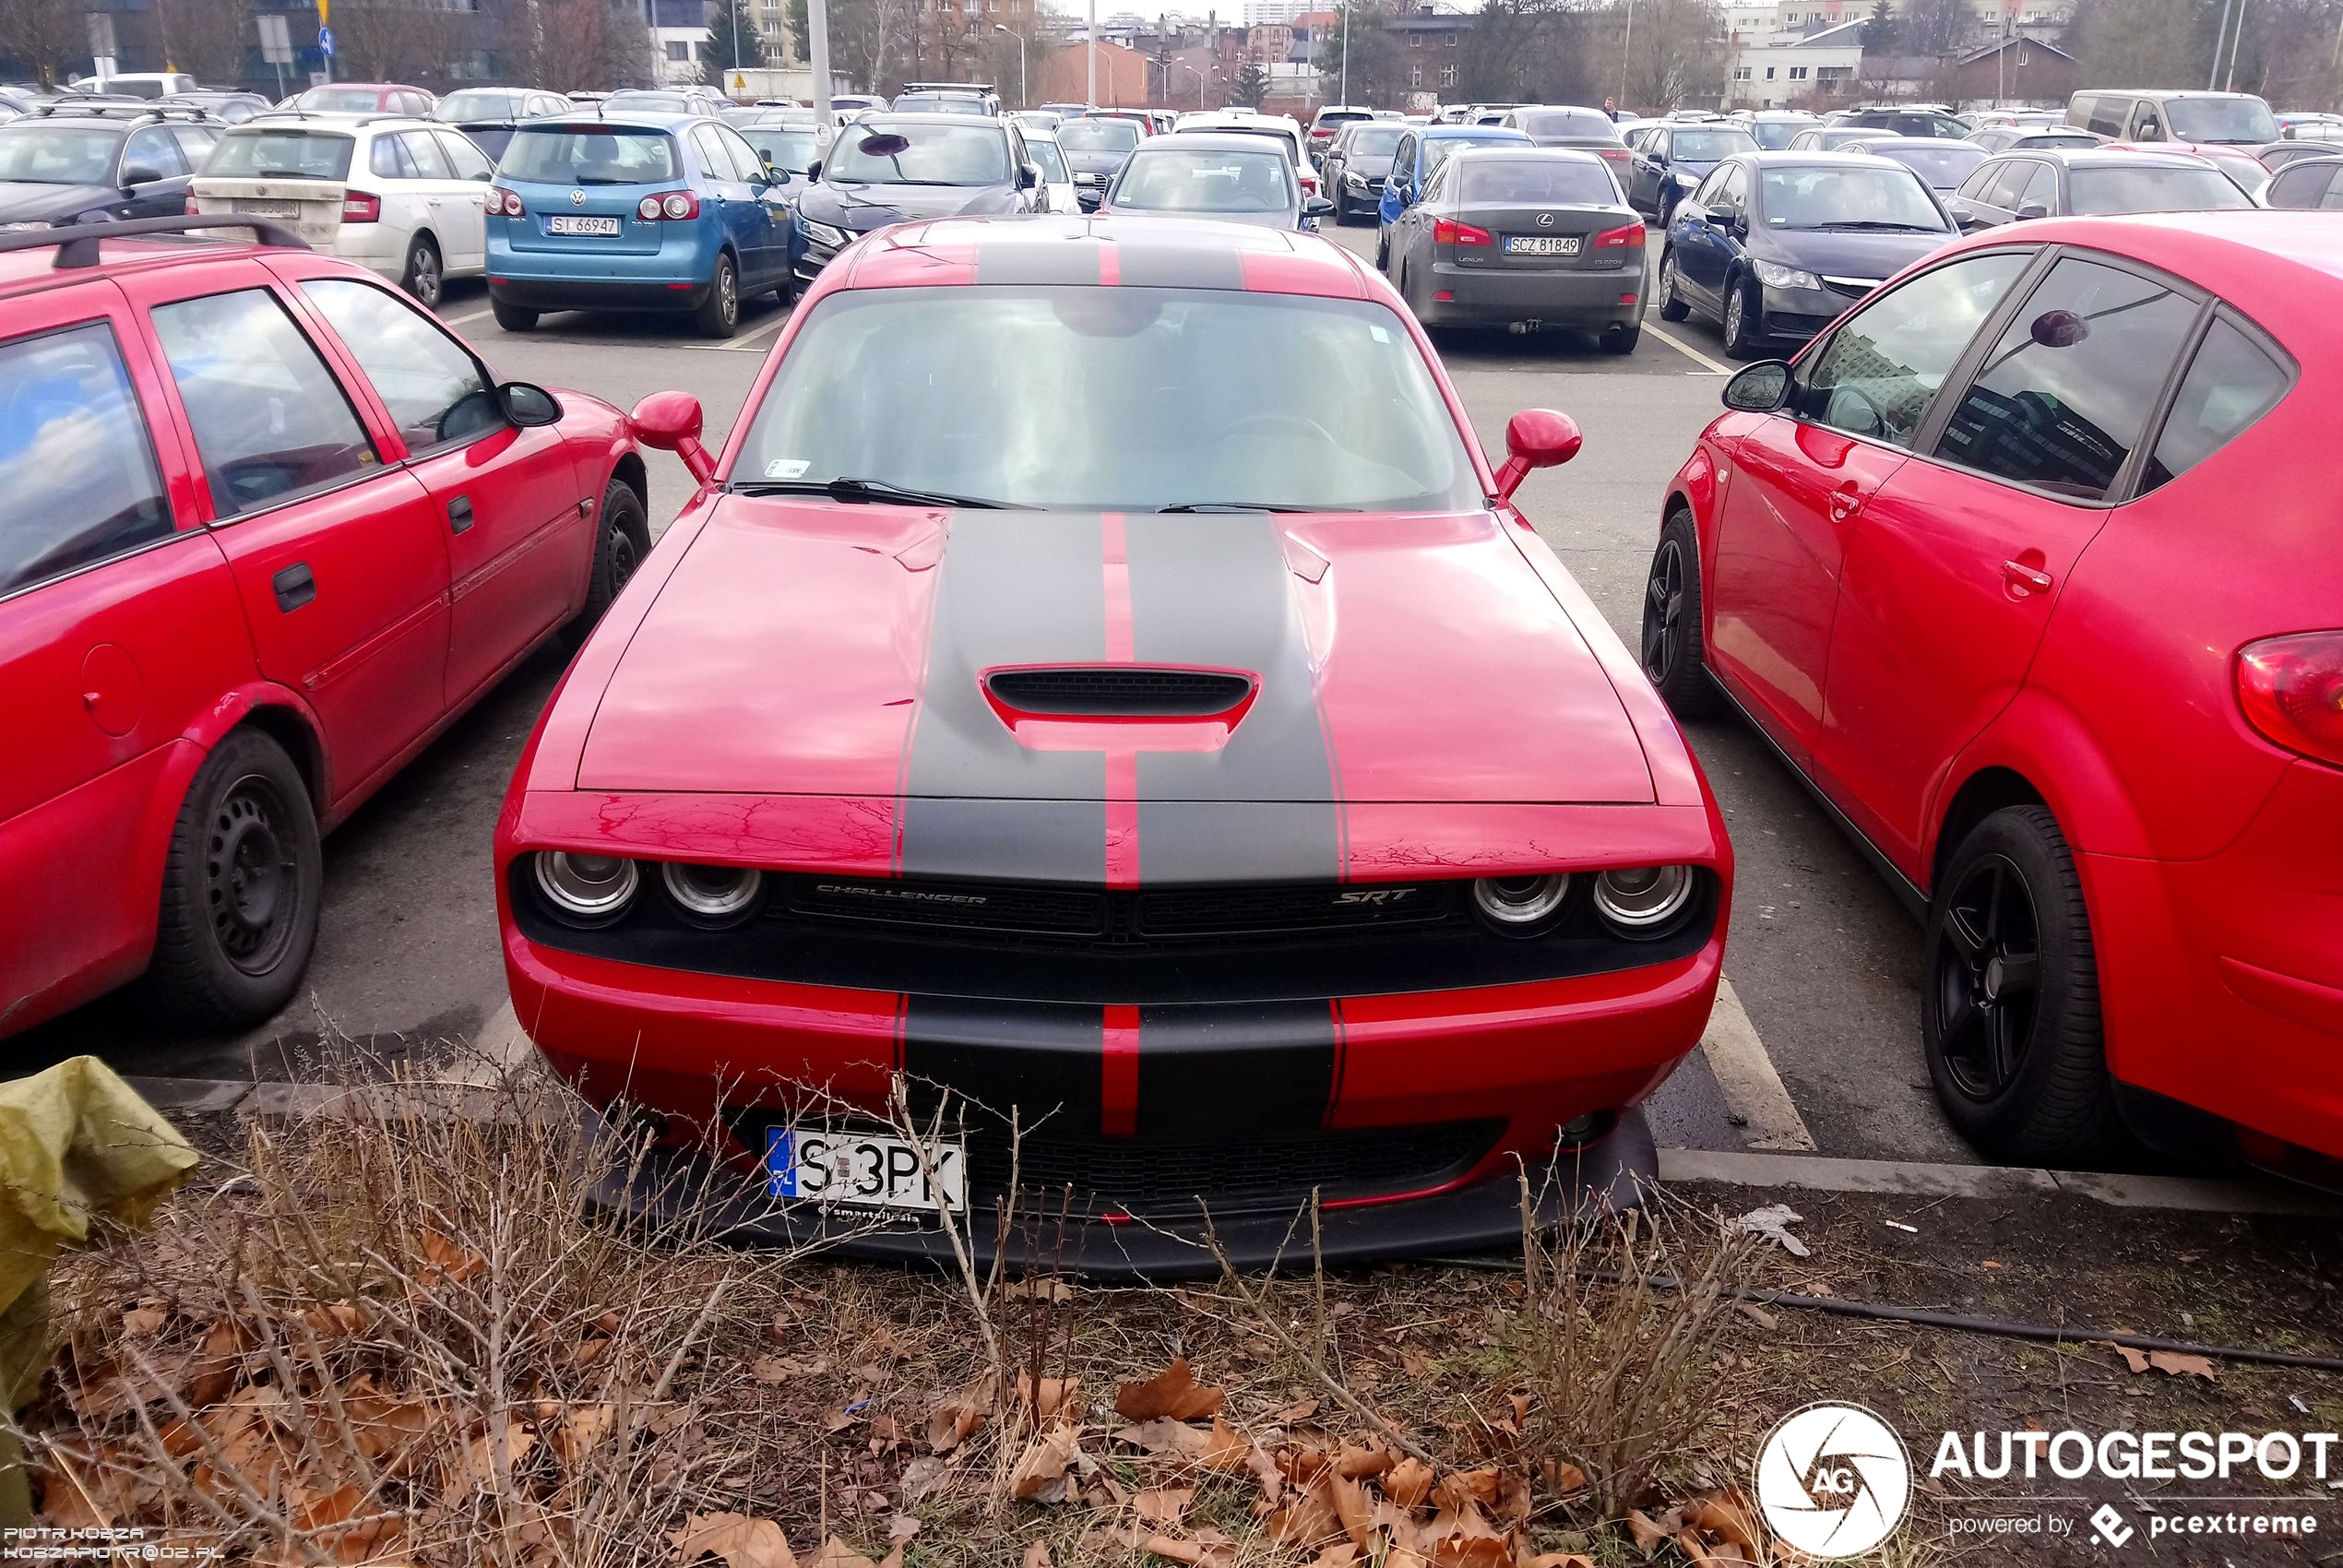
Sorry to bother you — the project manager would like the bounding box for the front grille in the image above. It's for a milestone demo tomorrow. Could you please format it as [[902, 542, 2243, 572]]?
[[777, 875, 1459, 945], [790, 877, 1105, 936], [1822, 276, 1877, 300], [987, 667, 1253, 717], [1136, 882, 1449, 937]]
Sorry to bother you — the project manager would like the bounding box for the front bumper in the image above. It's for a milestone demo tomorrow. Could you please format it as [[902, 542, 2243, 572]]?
[[1416, 260, 1642, 329], [1756, 279, 1873, 341]]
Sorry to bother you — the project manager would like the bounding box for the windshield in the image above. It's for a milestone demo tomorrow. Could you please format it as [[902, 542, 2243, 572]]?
[[898, 96, 989, 116], [500, 126, 679, 184], [1868, 141, 1984, 186], [437, 89, 522, 121], [295, 86, 389, 113], [1028, 137, 1068, 182], [1458, 158, 1617, 204], [1749, 119, 1812, 149], [825, 123, 1007, 185], [1670, 128, 1757, 161], [1113, 147, 1292, 211], [2070, 163, 2256, 214], [606, 92, 693, 112], [737, 287, 1480, 512], [1348, 125, 1405, 157], [1517, 109, 1615, 140], [741, 126, 818, 173], [1058, 118, 1143, 153], [0, 125, 118, 184], [1761, 165, 1947, 230], [2166, 97, 2279, 144], [203, 126, 354, 180]]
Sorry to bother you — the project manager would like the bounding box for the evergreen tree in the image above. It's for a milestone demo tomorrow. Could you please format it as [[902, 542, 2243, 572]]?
[[704, 0, 764, 77]]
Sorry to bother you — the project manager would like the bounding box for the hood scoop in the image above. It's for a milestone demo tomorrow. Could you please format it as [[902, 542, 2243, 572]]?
[[985, 666, 1256, 719]]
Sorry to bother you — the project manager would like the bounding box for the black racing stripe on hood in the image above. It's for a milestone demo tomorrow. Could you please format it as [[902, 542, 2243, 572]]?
[[900, 995, 1102, 1137], [897, 512, 1106, 882], [1124, 513, 1341, 884], [1114, 244, 1247, 291], [1134, 1002, 1335, 1137], [975, 240, 1100, 286]]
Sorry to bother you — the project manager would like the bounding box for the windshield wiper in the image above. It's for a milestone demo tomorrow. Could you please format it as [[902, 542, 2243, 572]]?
[[1157, 501, 1360, 513], [1815, 220, 1942, 232], [728, 476, 1025, 509]]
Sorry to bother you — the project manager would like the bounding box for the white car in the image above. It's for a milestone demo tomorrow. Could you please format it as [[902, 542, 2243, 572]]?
[[191, 114, 493, 307], [1019, 124, 1078, 215], [1167, 110, 1323, 199]]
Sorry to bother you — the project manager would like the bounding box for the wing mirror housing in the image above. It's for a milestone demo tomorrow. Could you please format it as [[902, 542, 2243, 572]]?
[[1721, 359, 1792, 413], [1302, 193, 1335, 217], [2015, 200, 2051, 220], [498, 381, 563, 428], [629, 390, 715, 485], [804, 158, 822, 182], [1492, 409, 1583, 503]]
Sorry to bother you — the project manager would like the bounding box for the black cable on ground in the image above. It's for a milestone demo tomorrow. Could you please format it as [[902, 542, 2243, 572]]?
[[1422, 1255, 2343, 1375]]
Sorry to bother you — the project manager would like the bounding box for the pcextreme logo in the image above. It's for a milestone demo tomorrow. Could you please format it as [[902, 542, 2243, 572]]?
[[1754, 1402, 1914, 1559]]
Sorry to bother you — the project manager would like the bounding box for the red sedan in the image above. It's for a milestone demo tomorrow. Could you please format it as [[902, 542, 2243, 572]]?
[[1648, 212, 2342, 1182], [496, 216, 1731, 1276], [0, 216, 645, 1039]]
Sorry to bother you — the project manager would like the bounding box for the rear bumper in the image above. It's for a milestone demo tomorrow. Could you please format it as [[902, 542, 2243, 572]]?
[[488, 275, 716, 312], [486, 226, 720, 308], [1418, 260, 1642, 328]]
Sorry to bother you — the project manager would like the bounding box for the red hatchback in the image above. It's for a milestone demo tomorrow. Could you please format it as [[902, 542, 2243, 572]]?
[[0, 217, 645, 1039], [495, 216, 1731, 1277], [1648, 212, 2342, 1181]]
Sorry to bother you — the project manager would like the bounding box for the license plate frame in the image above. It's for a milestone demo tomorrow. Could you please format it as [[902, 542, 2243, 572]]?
[[547, 214, 622, 236], [767, 1126, 967, 1214], [233, 199, 301, 218], [1505, 234, 1581, 255]]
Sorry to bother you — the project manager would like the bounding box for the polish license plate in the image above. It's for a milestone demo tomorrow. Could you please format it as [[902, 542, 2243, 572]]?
[[767, 1127, 966, 1213], [547, 215, 621, 236], [1505, 234, 1580, 255], [233, 199, 300, 218]]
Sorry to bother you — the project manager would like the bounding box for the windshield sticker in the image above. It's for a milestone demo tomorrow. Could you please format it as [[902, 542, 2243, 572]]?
[[765, 457, 812, 479]]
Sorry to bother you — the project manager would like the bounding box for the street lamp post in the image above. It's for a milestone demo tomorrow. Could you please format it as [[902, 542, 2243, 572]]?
[[1177, 58, 1207, 108], [1338, 0, 1348, 107], [995, 22, 1027, 107], [1088, 0, 1098, 105]]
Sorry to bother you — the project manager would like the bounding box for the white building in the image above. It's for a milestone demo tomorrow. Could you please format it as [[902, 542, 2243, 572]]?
[[1728, 17, 1863, 108]]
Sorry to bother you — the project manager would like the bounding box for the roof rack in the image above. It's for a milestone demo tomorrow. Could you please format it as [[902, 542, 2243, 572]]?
[[0, 214, 308, 269], [33, 100, 217, 121]]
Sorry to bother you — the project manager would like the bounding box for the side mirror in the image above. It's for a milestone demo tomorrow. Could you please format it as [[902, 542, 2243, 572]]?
[[1720, 360, 1792, 413], [1491, 409, 1582, 502], [1018, 161, 1041, 189], [499, 381, 563, 427], [629, 390, 715, 485], [1303, 193, 1335, 217], [2015, 201, 2050, 221], [804, 158, 822, 182], [121, 163, 164, 186]]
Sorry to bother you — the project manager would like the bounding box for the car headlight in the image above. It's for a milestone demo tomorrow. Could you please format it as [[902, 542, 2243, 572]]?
[[798, 217, 849, 247], [1592, 865, 1695, 935], [1752, 259, 1823, 291], [534, 851, 639, 925], [661, 861, 764, 925], [0, 220, 54, 231], [1471, 873, 1572, 935], [1345, 172, 1366, 188]]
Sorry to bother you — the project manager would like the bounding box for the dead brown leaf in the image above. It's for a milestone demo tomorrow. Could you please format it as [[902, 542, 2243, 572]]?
[[1115, 1358, 1224, 1422], [1134, 1486, 1195, 1526], [926, 1374, 995, 1453], [1020, 1545, 1053, 1568], [553, 1404, 617, 1467], [1269, 1398, 1320, 1424], [1198, 1415, 1253, 1473], [1017, 1372, 1081, 1423], [1385, 1455, 1435, 1509], [1688, 1493, 1762, 1555], [1333, 1442, 1395, 1479], [804, 1538, 893, 1568], [1143, 1535, 1235, 1568], [1003, 1277, 1074, 1303], [1009, 1424, 1081, 1500], [2116, 1346, 2218, 1380], [121, 1307, 166, 1336], [418, 1228, 486, 1286]]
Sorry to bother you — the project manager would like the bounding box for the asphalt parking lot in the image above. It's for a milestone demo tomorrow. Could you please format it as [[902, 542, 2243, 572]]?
[[17, 229, 1978, 1169]]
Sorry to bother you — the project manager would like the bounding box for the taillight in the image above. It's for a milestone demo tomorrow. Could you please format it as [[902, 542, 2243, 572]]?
[[635, 191, 700, 220], [340, 191, 379, 222], [1433, 218, 1492, 246], [1593, 221, 1646, 248], [2237, 632, 2343, 767], [184, 195, 200, 215], [490, 185, 523, 217]]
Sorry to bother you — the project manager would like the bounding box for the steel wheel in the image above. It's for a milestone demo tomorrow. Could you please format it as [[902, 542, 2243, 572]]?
[[607, 518, 640, 594], [403, 238, 443, 307], [1642, 536, 1688, 685], [1931, 853, 2042, 1102], [206, 771, 302, 978]]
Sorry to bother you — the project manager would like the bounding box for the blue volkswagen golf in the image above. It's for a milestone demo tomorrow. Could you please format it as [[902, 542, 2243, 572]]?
[[1374, 123, 1532, 267], [486, 111, 794, 337]]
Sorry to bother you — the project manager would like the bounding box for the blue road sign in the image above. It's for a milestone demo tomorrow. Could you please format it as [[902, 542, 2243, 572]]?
[[318, 25, 335, 54]]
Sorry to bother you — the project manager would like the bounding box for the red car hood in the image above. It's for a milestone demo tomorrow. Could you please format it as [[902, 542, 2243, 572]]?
[[573, 498, 1654, 805]]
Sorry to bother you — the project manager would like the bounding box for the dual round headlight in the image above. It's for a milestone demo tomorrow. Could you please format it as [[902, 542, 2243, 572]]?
[[532, 852, 762, 928], [1469, 866, 1696, 939], [1471, 873, 1572, 933]]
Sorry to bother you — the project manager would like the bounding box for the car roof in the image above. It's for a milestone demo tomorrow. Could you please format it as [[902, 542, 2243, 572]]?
[[856, 112, 1008, 128], [1446, 144, 1603, 163], [0, 229, 300, 301], [1132, 132, 1290, 152], [832, 214, 1371, 296], [1421, 124, 1528, 139], [1999, 148, 2218, 167], [1741, 149, 1906, 166], [1945, 209, 2343, 329]]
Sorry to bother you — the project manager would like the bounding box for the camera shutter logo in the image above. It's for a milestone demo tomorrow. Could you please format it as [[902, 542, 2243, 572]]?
[[1754, 1402, 1911, 1558]]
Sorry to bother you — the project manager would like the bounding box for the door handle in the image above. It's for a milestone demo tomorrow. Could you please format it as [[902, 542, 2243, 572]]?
[[1827, 481, 1863, 522], [2002, 558, 2054, 597], [272, 562, 315, 612], [447, 494, 474, 534]]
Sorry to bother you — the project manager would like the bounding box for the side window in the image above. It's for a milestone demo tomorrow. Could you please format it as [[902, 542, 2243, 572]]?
[[436, 130, 493, 182], [123, 125, 186, 179], [171, 126, 219, 167], [716, 125, 764, 183], [2138, 316, 2288, 493], [1980, 161, 2032, 209], [1394, 136, 1415, 180], [2321, 169, 2343, 209], [370, 134, 419, 180], [1933, 257, 2200, 501], [690, 125, 734, 182], [1795, 252, 2030, 448], [2266, 165, 2322, 208], [150, 289, 378, 517], [1691, 164, 1728, 204], [0, 322, 173, 597], [303, 279, 497, 452], [1420, 160, 1451, 203], [2016, 162, 2058, 213], [1720, 162, 1748, 210], [1956, 160, 2000, 201], [399, 131, 454, 180]]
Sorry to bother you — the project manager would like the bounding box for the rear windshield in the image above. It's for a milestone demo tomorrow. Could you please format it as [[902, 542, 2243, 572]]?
[[1059, 118, 1143, 153], [1669, 128, 1757, 160], [204, 126, 355, 181], [1316, 110, 1371, 126], [1748, 119, 1812, 149], [500, 126, 680, 184], [436, 89, 524, 122], [898, 96, 990, 116], [1516, 109, 1616, 140], [295, 86, 387, 113], [1424, 134, 1518, 178], [1457, 158, 1617, 204], [2166, 97, 2279, 144], [2070, 163, 2257, 213], [1114, 147, 1293, 211], [1869, 141, 1984, 184], [825, 122, 1007, 185], [740, 125, 818, 173]]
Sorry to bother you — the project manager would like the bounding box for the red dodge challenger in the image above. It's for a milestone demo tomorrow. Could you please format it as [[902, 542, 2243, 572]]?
[[496, 216, 1732, 1275]]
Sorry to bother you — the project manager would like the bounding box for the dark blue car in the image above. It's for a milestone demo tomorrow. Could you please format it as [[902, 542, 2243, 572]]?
[[1656, 150, 1956, 359], [1374, 124, 1530, 266]]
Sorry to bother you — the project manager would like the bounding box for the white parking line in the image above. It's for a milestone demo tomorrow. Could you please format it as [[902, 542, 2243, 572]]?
[[441, 304, 497, 327], [714, 307, 794, 352], [1701, 975, 1816, 1151], [1646, 321, 1733, 376]]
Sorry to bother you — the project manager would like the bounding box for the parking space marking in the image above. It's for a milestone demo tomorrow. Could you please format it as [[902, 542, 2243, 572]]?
[[712, 309, 795, 352], [1699, 976, 1816, 1151], [441, 304, 497, 327], [1645, 322, 1733, 376]]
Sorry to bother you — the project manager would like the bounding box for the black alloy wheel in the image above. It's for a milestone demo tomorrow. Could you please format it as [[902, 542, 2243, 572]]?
[[1930, 852, 2041, 1102], [1639, 508, 1715, 716]]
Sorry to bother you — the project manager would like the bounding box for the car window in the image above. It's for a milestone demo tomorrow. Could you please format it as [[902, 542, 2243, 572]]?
[[1117, 146, 1294, 211], [399, 130, 454, 180], [2266, 162, 2337, 208], [1976, 161, 2030, 208], [1028, 137, 1068, 183], [303, 279, 499, 453], [1692, 164, 1728, 203], [150, 289, 378, 517], [2138, 316, 2288, 493], [1933, 258, 2200, 501], [0, 323, 173, 598], [370, 133, 419, 180], [1057, 119, 1143, 153], [825, 122, 1008, 185], [207, 126, 356, 181], [1956, 160, 2002, 200], [501, 126, 680, 184], [1759, 164, 1945, 231], [435, 129, 493, 181], [1457, 157, 1617, 205], [123, 125, 186, 179], [170, 125, 218, 165], [1796, 252, 2029, 448], [715, 125, 766, 182], [1393, 135, 1415, 176], [2068, 162, 2253, 215]]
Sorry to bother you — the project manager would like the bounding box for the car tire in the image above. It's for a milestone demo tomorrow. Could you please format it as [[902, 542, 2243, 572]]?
[[566, 475, 649, 645], [400, 234, 444, 309], [1720, 275, 1765, 360], [696, 253, 740, 339], [1657, 249, 1691, 322], [492, 299, 539, 332], [1921, 804, 2126, 1166], [1602, 323, 1641, 354], [1374, 229, 1389, 270], [1640, 505, 1717, 719], [137, 728, 321, 1031]]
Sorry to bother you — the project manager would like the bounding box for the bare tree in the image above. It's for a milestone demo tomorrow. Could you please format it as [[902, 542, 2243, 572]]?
[[330, 0, 473, 86], [1898, 0, 1969, 56], [530, 0, 655, 89], [0, 0, 88, 86], [1622, 0, 1726, 109], [151, 0, 251, 83]]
